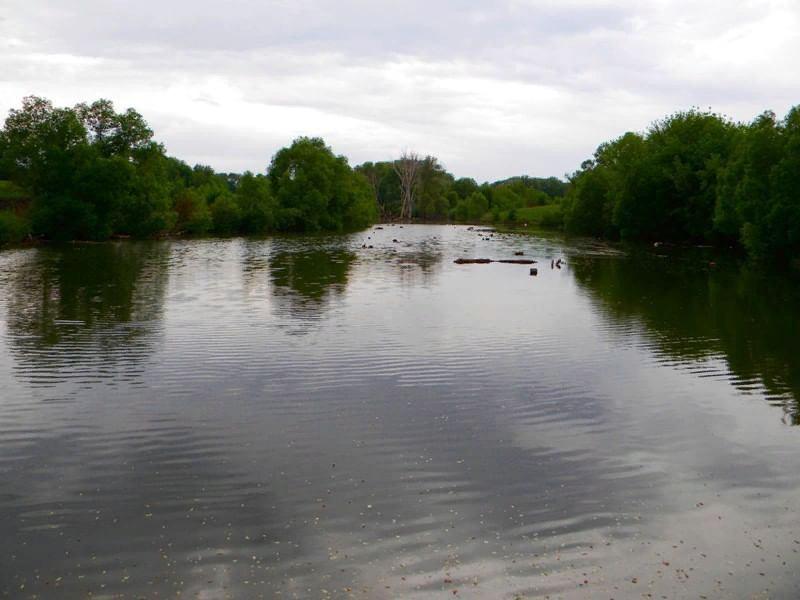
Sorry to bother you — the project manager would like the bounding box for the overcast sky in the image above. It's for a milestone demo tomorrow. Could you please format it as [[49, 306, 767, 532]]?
[[1, 0, 798, 181]]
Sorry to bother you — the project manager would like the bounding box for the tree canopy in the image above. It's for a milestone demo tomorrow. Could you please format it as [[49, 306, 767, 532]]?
[[269, 137, 376, 232], [562, 107, 800, 264], [0, 97, 378, 243]]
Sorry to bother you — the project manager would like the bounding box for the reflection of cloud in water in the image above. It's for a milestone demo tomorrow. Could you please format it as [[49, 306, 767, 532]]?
[[238, 238, 274, 297], [0, 413, 306, 599]]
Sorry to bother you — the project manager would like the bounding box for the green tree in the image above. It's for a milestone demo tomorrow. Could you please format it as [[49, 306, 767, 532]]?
[[269, 137, 376, 231], [415, 156, 453, 220], [355, 161, 399, 219], [564, 161, 614, 237], [452, 177, 479, 200], [75, 99, 154, 158], [210, 192, 242, 235], [454, 191, 489, 221], [1, 96, 176, 240], [236, 172, 276, 234], [0, 96, 88, 194], [174, 188, 212, 235]]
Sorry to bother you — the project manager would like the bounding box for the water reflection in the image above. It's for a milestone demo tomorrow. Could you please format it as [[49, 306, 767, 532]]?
[[1, 243, 169, 386], [268, 241, 355, 323], [239, 238, 273, 296], [572, 251, 800, 423], [391, 237, 446, 286], [1, 229, 799, 599]]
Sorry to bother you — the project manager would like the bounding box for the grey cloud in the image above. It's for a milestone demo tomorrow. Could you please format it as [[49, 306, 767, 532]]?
[[4, 0, 632, 56], [1, 0, 798, 180]]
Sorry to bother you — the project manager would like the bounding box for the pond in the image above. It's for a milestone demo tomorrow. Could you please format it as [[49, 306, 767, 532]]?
[[1, 225, 799, 599]]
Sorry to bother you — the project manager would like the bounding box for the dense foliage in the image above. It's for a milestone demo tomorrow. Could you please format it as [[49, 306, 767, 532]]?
[[0, 97, 377, 243], [269, 137, 376, 232], [563, 107, 800, 264]]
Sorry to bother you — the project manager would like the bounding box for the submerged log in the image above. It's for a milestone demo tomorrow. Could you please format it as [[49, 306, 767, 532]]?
[[497, 259, 537, 265], [454, 258, 537, 265], [454, 258, 493, 264]]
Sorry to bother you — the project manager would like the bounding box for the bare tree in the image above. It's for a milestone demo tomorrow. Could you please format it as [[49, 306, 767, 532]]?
[[393, 151, 421, 221]]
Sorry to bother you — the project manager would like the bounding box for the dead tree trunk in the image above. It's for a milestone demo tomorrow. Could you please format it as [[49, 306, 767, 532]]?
[[393, 152, 420, 221]]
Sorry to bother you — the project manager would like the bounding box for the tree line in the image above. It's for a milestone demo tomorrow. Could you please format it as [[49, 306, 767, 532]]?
[[0, 96, 568, 246], [0, 97, 377, 244], [1, 95, 798, 265], [562, 107, 800, 264]]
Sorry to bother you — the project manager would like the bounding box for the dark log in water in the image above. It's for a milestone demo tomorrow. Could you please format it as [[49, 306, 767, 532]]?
[[454, 258, 537, 265], [498, 259, 536, 265]]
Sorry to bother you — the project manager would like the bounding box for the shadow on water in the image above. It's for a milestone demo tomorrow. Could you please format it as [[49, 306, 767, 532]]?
[[571, 250, 800, 423], [1, 242, 170, 387]]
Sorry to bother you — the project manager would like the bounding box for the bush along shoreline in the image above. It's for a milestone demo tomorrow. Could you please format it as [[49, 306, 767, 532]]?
[[1, 96, 798, 266]]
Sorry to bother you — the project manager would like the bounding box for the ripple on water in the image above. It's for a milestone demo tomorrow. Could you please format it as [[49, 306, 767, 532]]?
[[0, 227, 799, 598]]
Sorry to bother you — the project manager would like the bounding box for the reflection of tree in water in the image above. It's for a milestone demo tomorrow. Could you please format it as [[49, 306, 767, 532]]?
[[3, 242, 169, 385], [268, 244, 355, 322], [572, 253, 800, 424], [239, 239, 273, 296]]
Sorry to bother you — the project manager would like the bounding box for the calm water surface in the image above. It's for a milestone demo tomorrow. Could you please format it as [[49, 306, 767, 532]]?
[[1, 225, 799, 599]]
